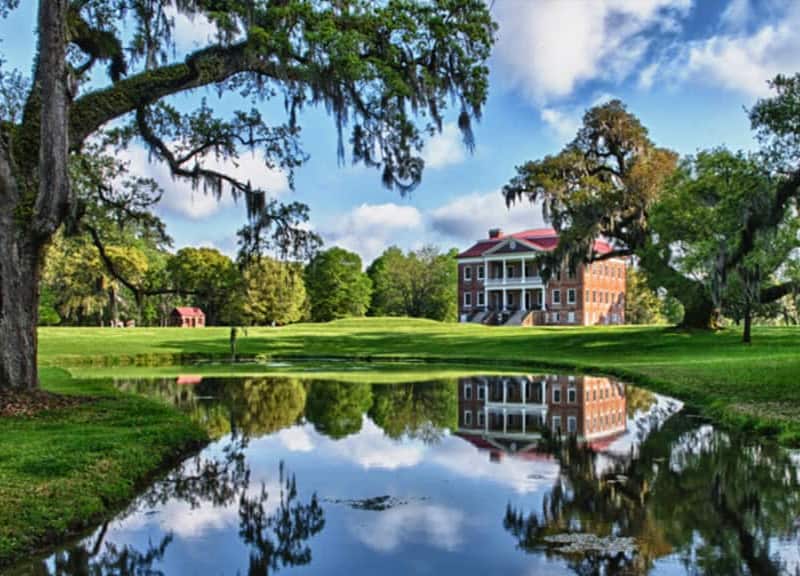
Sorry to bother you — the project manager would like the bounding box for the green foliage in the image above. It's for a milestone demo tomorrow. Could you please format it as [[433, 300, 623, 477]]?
[[226, 378, 307, 437], [304, 247, 372, 322], [368, 379, 458, 443], [367, 245, 457, 321], [239, 257, 307, 326], [304, 381, 373, 439], [168, 247, 240, 325], [625, 268, 666, 325], [37, 285, 61, 326]]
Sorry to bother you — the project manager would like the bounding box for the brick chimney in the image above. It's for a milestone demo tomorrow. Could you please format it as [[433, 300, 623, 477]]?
[[488, 228, 502, 239]]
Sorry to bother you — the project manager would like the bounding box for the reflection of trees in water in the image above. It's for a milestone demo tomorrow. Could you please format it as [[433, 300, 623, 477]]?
[[624, 384, 656, 418], [304, 381, 373, 439], [24, 436, 324, 576], [368, 380, 458, 443], [240, 463, 325, 576], [504, 417, 800, 575], [224, 378, 306, 437]]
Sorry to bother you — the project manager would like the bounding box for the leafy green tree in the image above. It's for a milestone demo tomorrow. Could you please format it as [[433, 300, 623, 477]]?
[[502, 100, 720, 327], [240, 257, 307, 326], [653, 148, 800, 342], [407, 246, 458, 321], [367, 245, 457, 321], [168, 247, 241, 325], [305, 248, 372, 321], [625, 267, 665, 325], [37, 285, 61, 326], [305, 381, 372, 439], [367, 246, 410, 316], [0, 0, 495, 391]]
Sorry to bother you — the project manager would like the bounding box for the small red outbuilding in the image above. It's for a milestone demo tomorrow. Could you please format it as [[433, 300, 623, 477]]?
[[170, 307, 206, 328]]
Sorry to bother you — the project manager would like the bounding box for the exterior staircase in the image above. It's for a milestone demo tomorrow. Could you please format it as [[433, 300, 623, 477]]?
[[469, 310, 492, 324], [503, 309, 529, 326]]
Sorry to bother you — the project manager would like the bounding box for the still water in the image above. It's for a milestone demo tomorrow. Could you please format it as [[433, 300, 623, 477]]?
[[11, 370, 800, 575]]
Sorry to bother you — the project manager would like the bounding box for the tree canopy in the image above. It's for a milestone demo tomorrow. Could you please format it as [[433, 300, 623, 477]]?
[[0, 0, 496, 390], [304, 247, 372, 322]]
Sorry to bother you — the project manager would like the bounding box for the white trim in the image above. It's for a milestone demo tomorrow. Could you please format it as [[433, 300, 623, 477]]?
[[464, 410, 473, 426], [552, 289, 561, 305], [463, 265, 472, 281], [483, 236, 541, 256], [567, 288, 576, 304], [463, 292, 472, 308]]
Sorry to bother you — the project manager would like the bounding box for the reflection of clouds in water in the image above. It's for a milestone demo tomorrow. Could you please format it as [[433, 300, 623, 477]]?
[[430, 438, 559, 494], [350, 503, 465, 552], [322, 419, 425, 470], [278, 426, 314, 452], [115, 481, 281, 540]]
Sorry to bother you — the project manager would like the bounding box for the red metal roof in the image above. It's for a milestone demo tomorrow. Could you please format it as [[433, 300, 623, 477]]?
[[457, 228, 613, 258], [173, 306, 205, 317]]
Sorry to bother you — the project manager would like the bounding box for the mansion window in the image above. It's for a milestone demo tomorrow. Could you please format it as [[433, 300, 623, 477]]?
[[553, 416, 562, 434], [552, 386, 561, 403], [464, 410, 472, 426], [464, 266, 472, 281], [568, 388, 577, 403], [478, 385, 486, 400], [585, 289, 590, 303], [552, 289, 561, 305], [477, 265, 485, 280], [464, 383, 472, 400], [592, 291, 597, 303], [567, 311, 575, 323], [567, 288, 576, 304], [568, 416, 577, 434], [464, 292, 472, 308], [477, 292, 485, 307], [477, 410, 485, 427]]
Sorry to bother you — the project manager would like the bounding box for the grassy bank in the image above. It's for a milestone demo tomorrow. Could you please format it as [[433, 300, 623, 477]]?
[[0, 368, 206, 566], [39, 318, 800, 444]]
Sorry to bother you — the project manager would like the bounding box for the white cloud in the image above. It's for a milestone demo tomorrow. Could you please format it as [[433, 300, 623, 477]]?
[[540, 107, 581, 144], [720, 0, 751, 30], [422, 123, 466, 169], [492, 0, 692, 104], [121, 145, 290, 220], [682, 16, 800, 98], [277, 426, 315, 452], [428, 190, 545, 243], [325, 418, 425, 470], [641, 2, 800, 99], [349, 503, 465, 552], [171, 8, 220, 53], [320, 202, 423, 264]]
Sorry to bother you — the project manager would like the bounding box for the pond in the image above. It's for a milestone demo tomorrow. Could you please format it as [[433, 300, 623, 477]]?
[[10, 367, 800, 575]]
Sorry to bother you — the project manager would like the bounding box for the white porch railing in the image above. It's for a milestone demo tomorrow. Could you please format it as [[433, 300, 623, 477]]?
[[484, 276, 543, 287]]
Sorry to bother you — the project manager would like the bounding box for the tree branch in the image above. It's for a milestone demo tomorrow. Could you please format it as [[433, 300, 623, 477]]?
[[760, 280, 799, 303], [70, 41, 305, 149]]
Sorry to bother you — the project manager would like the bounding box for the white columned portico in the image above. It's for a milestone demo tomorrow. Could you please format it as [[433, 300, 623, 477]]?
[[502, 379, 508, 404], [484, 405, 489, 434], [522, 409, 526, 434], [540, 287, 546, 310], [540, 380, 546, 403], [502, 288, 507, 311], [503, 409, 508, 434], [521, 380, 526, 404]]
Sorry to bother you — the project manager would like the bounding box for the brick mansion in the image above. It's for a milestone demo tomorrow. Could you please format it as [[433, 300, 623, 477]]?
[[457, 228, 627, 326]]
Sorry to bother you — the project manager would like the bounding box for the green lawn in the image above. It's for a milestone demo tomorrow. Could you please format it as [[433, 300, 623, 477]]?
[[3, 317, 799, 566], [0, 369, 206, 566], [39, 317, 800, 444]]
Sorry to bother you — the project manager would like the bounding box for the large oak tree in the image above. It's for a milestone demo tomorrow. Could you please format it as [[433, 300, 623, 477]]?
[[0, 0, 495, 390]]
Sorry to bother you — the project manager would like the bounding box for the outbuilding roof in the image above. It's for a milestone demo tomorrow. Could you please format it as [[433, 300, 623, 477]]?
[[172, 306, 205, 317], [457, 228, 613, 258]]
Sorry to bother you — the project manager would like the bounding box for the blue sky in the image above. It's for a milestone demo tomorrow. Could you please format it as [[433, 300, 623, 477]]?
[[2, 0, 799, 264]]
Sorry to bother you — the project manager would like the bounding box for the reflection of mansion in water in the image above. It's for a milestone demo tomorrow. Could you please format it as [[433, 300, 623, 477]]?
[[457, 375, 627, 451]]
